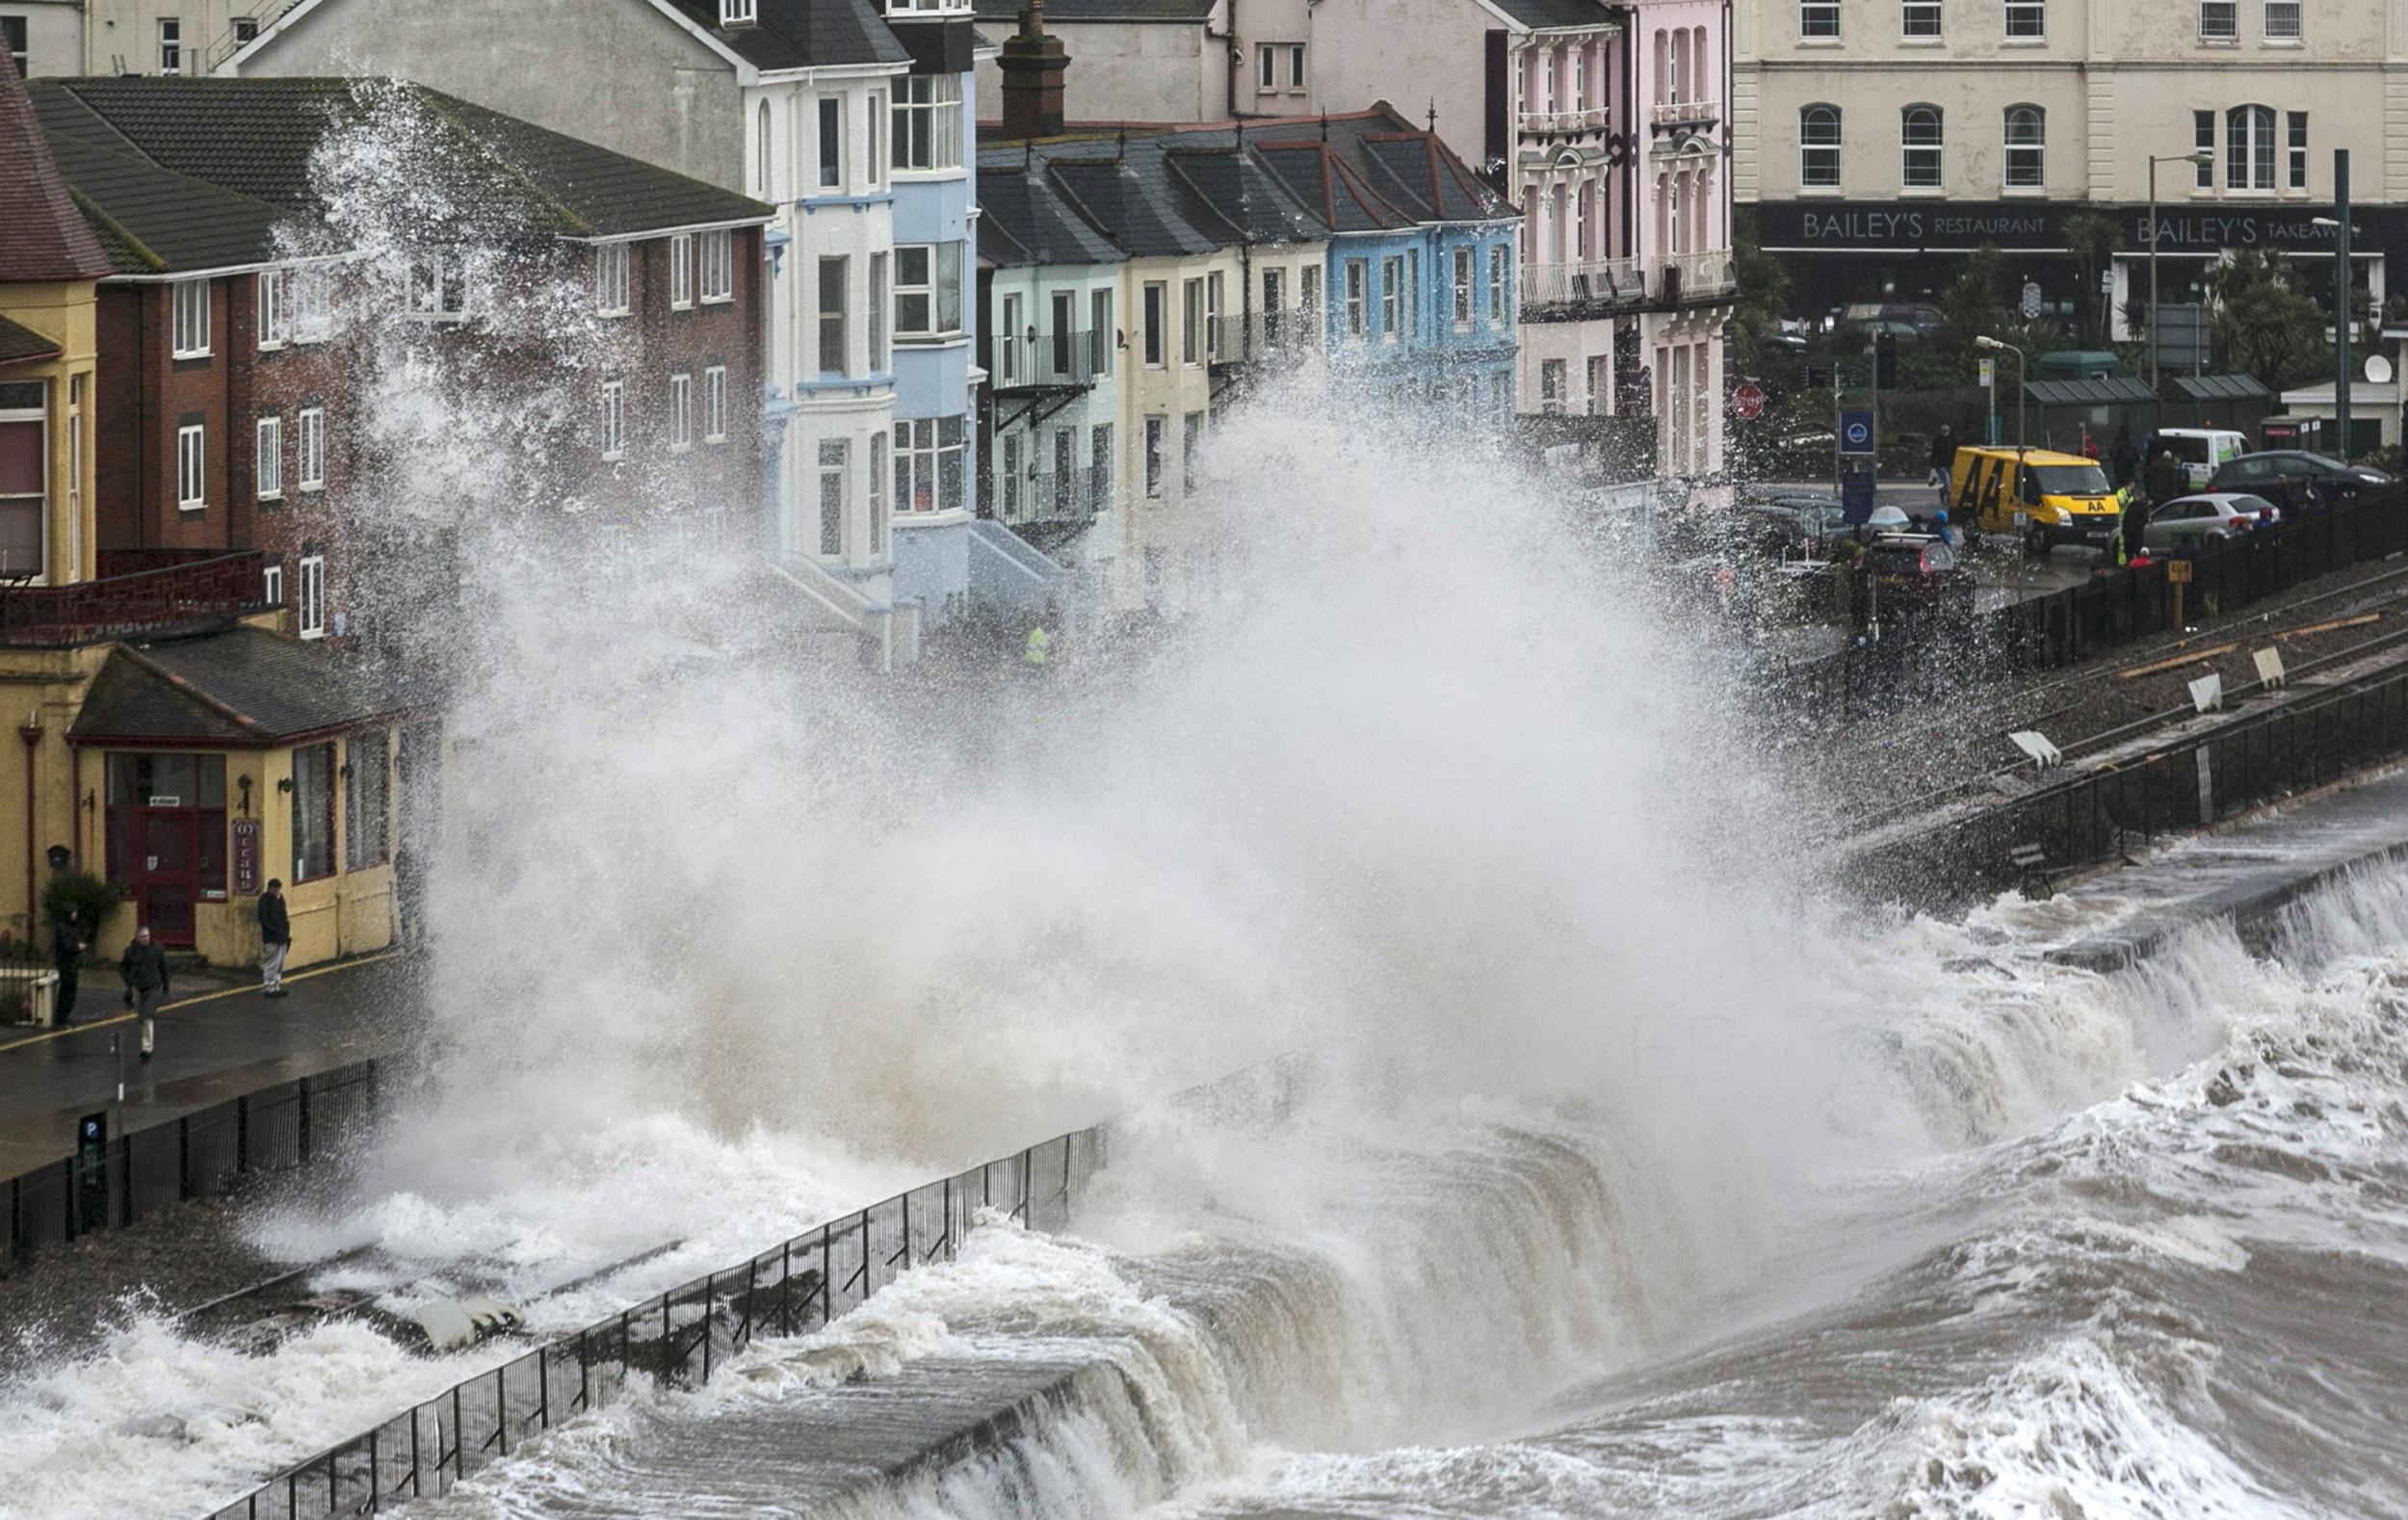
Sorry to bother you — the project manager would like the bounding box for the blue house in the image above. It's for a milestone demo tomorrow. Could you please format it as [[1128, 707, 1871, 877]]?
[[1249, 108, 1519, 427], [882, 3, 988, 626]]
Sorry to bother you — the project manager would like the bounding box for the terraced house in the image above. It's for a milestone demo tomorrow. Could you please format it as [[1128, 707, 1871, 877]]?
[[981, 87, 1517, 615]]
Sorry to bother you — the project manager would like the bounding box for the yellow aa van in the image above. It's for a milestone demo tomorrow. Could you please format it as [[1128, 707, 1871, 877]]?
[[1946, 446, 2122, 552]]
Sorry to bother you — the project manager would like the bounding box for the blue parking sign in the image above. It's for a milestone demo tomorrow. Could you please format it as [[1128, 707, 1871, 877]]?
[[1839, 409, 1876, 457]]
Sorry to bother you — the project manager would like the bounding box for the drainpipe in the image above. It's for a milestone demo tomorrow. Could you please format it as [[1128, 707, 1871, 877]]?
[[19, 715, 41, 945]]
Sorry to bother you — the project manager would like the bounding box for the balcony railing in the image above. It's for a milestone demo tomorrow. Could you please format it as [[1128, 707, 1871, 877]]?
[[1207, 312, 1319, 368], [1517, 108, 1610, 135], [991, 329, 1111, 391], [1657, 250, 1737, 303], [997, 467, 1112, 532], [0, 552, 273, 646], [1650, 98, 1721, 128], [1519, 258, 1643, 311]]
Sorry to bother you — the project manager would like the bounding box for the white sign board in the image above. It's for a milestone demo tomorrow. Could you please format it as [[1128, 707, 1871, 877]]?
[[1979, 356, 1996, 389], [2188, 672, 2224, 714]]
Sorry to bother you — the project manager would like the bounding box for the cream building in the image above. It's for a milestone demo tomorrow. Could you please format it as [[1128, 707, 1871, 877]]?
[[1735, 0, 2403, 326]]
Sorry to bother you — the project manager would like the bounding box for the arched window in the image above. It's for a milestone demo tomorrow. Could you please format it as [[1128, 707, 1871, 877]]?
[[2003, 105, 2044, 188], [1901, 104, 1943, 188], [757, 100, 772, 194], [1800, 104, 1841, 188], [2226, 104, 2274, 190]]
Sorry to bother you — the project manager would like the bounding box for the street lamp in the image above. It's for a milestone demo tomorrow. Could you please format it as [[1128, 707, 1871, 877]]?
[[2316, 168, 2359, 460], [1976, 334, 2027, 447], [2147, 150, 2215, 387]]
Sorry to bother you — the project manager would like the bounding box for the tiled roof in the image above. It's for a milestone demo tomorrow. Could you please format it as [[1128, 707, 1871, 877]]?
[[0, 47, 113, 282], [970, 0, 1213, 19], [1482, 0, 1617, 29], [1162, 144, 1322, 245], [0, 316, 65, 368], [1043, 155, 1218, 258], [654, 0, 909, 68], [28, 77, 771, 275], [70, 626, 431, 747], [976, 155, 1126, 267]]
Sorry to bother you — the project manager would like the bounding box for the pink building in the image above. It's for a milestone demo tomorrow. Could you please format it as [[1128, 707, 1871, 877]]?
[[974, 0, 1735, 482]]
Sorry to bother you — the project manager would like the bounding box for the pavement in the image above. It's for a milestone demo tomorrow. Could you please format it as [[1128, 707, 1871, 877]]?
[[0, 950, 420, 1177]]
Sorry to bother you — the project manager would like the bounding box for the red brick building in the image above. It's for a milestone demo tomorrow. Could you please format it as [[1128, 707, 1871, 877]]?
[[27, 76, 773, 642]]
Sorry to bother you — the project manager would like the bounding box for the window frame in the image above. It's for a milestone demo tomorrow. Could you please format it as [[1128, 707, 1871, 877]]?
[[171, 279, 211, 358], [1345, 259, 1368, 338], [818, 96, 843, 190], [600, 379, 627, 459], [2195, 110, 2216, 187], [596, 243, 631, 317], [255, 415, 282, 501], [819, 255, 851, 375], [2003, 104, 2045, 189], [2287, 110, 2308, 190], [1800, 103, 1843, 189], [1288, 43, 1307, 89], [291, 740, 335, 879], [699, 229, 734, 304], [1488, 245, 1509, 327], [344, 728, 389, 873], [1901, 0, 1941, 39], [1144, 415, 1166, 499], [2226, 103, 2275, 190], [2003, 0, 2044, 39], [297, 555, 327, 642], [818, 437, 848, 557], [891, 74, 962, 172], [1900, 104, 1944, 190], [297, 406, 325, 492], [1143, 281, 1168, 367], [2264, 0, 2300, 39], [406, 254, 468, 322], [1182, 410, 1202, 494], [158, 16, 181, 73], [1379, 255, 1402, 340], [891, 243, 963, 339], [669, 372, 694, 452], [1799, 0, 1839, 39], [670, 235, 696, 309], [704, 365, 729, 442], [2200, 0, 2238, 39], [1182, 276, 1203, 366], [1452, 247, 1474, 329], [177, 424, 204, 511], [257, 268, 289, 350], [892, 414, 965, 515], [1257, 42, 1276, 89]]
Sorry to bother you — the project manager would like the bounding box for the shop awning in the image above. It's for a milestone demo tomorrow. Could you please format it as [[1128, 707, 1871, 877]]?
[[2169, 374, 2270, 404], [2024, 376, 2160, 407], [68, 627, 432, 748]]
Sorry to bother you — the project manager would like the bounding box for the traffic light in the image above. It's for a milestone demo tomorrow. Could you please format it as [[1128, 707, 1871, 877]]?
[[1874, 332, 1898, 389]]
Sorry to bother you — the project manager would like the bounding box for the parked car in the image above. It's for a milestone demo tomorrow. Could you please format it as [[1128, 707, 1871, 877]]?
[[1738, 494, 1851, 558], [2142, 492, 2281, 552], [1863, 532, 1974, 607], [2144, 429, 2248, 491], [2209, 451, 2395, 512]]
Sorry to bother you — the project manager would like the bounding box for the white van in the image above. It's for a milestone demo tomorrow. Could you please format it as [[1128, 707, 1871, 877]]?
[[2149, 429, 2249, 490]]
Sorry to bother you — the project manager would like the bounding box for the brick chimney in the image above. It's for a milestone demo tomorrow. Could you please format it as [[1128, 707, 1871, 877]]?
[[998, 0, 1069, 141]]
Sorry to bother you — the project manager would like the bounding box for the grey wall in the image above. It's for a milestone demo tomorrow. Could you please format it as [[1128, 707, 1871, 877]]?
[[237, 0, 746, 190]]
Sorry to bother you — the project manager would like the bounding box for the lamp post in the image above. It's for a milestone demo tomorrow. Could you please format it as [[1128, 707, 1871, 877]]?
[[1976, 334, 2027, 447], [2315, 149, 2355, 459], [2146, 150, 2215, 388]]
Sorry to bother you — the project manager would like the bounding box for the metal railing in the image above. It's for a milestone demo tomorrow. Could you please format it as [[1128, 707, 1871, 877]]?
[[208, 1125, 1109, 1519], [1517, 108, 1609, 134], [999, 468, 1111, 530], [991, 329, 1111, 389], [1656, 251, 1736, 303], [5, 1062, 380, 1267], [0, 551, 273, 645], [1779, 487, 2408, 721], [1519, 259, 1642, 311], [1854, 655, 2408, 907]]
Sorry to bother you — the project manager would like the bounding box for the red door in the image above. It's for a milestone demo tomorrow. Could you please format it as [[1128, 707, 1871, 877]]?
[[135, 811, 198, 947]]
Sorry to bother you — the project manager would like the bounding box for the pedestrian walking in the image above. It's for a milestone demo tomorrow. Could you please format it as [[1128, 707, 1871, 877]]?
[[119, 926, 170, 1061], [49, 904, 81, 1027], [1927, 426, 1956, 490], [257, 878, 291, 997]]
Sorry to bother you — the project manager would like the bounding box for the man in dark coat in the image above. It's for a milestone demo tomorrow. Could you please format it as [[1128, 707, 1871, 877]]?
[[119, 926, 170, 1061], [257, 879, 292, 997], [2146, 450, 2186, 507], [49, 905, 81, 1027]]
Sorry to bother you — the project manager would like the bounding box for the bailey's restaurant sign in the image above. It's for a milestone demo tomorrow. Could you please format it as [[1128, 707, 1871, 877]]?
[[1755, 200, 2404, 255]]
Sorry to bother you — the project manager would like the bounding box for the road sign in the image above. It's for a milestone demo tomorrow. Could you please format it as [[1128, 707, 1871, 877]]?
[[1838, 409, 1875, 456], [2020, 279, 2042, 319], [1839, 468, 1876, 521], [1733, 382, 1766, 421], [2165, 559, 2193, 584], [1978, 356, 1996, 389]]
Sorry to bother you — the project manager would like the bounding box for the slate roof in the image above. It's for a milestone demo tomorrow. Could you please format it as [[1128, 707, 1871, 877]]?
[[0, 316, 65, 369], [70, 626, 432, 747], [1481, 0, 1618, 30], [1042, 155, 1219, 258], [28, 77, 770, 275], [654, 0, 909, 68], [976, 153, 1127, 268], [1161, 144, 1322, 245], [0, 46, 113, 282], [970, 0, 1214, 20]]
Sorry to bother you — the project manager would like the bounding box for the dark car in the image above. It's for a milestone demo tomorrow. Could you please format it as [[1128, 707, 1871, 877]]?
[[2208, 451, 2394, 512], [1863, 532, 1974, 609], [1738, 494, 1851, 559]]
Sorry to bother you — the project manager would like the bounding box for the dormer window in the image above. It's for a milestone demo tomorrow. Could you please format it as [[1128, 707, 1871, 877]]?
[[721, 0, 757, 24]]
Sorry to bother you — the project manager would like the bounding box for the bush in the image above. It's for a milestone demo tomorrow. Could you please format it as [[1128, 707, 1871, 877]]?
[[40, 870, 117, 951]]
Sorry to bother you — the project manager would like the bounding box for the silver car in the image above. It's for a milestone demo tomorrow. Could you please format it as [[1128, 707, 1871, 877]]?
[[2142, 492, 2279, 551]]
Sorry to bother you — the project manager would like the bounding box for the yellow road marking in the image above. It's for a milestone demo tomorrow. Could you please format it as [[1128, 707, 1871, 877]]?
[[0, 949, 407, 1054]]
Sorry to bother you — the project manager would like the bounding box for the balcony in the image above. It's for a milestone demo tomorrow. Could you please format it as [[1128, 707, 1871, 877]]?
[[1655, 250, 1737, 305], [991, 329, 1111, 393], [995, 467, 1111, 537], [1519, 258, 1644, 314], [1517, 107, 1610, 137], [0, 551, 273, 646], [1206, 312, 1319, 370], [1650, 98, 1722, 130]]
